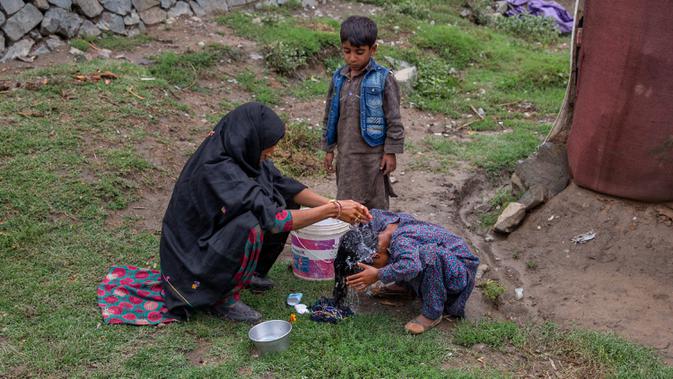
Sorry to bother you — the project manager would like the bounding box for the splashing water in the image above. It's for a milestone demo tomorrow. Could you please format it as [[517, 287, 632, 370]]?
[[332, 225, 378, 307]]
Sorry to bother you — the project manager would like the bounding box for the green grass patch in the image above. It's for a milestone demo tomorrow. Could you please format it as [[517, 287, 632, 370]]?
[[216, 12, 338, 75], [235, 70, 281, 105], [95, 33, 154, 51], [149, 43, 240, 88], [425, 119, 548, 175], [413, 24, 484, 69], [454, 320, 525, 349], [290, 76, 329, 100]]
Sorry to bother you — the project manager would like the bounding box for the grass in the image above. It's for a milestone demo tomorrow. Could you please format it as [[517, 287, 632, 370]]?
[[290, 76, 329, 100], [2, 2, 671, 377], [479, 187, 517, 227], [235, 69, 281, 105], [216, 12, 339, 75], [149, 43, 242, 88]]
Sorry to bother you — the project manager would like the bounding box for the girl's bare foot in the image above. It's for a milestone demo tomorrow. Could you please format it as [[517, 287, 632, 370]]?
[[404, 314, 441, 334]]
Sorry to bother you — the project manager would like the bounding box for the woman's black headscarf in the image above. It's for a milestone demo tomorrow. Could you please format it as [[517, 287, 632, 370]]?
[[160, 103, 306, 317]]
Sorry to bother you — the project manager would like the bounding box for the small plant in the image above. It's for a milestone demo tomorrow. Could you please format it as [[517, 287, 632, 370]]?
[[512, 251, 521, 260], [492, 14, 561, 44], [410, 59, 460, 113], [274, 121, 322, 177], [478, 279, 506, 304], [526, 260, 538, 270], [262, 41, 309, 76], [96, 33, 153, 50]]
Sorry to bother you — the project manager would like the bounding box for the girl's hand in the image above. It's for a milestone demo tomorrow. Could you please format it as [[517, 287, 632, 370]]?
[[346, 263, 379, 291], [337, 200, 373, 225]]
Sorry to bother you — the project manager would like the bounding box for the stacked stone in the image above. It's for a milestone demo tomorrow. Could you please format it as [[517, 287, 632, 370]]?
[[0, 0, 258, 61]]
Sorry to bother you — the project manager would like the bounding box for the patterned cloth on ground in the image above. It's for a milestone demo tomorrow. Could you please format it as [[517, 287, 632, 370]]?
[[97, 265, 177, 325]]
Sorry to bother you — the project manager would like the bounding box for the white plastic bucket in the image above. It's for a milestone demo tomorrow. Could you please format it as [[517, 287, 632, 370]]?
[[291, 218, 350, 281]]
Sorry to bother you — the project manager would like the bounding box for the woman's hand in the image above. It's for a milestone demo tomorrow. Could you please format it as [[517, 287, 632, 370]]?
[[336, 200, 373, 225], [346, 263, 379, 291]]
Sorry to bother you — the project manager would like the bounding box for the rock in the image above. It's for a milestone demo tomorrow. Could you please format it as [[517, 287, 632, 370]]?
[[301, 0, 316, 8], [0, 36, 33, 62], [515, 287, 524, 300], [30, 42, 50, 55], [125, 21, 144, 36], [510, 172, 525, 194], [656, 205, 673, 221], [167, 1, 191, 17], [0, 11, 5, 26], [123, 10, 139, 24], [495, 0, 508, 14], [96, 47, 111, 57], [0, 0, 24, 15], [33, 0, 50, 9], [494, 202, 526, 234], [0, 34, 5, 53], [189, 0, 204, 16], [139, 6, 165, 25], [514, 142, 570, 199], [75, 0, 103, 17], [519, 185, 545, 210], [79, 19, 100, 37], [101, 0, 131, 15], [394, 66, 417, 94], [28, 29, 42, 40], [97, 11, 125, 34], [45, 35, 64, 49], [159, 0, 174, 7], [193, 0, 226, 13], [48, 0, 72, 9], [383, 55, 411, 70], [132, 0, 158, 11], [41, 8, 83, 38], [484, 234, 494, 242], [226, 0, 246, 7], [2, 4, 43, 41], [426, 123, 445, 134]]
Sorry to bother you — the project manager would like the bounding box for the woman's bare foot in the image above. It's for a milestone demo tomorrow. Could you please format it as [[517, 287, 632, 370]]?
[[404, 314, 442, 334]]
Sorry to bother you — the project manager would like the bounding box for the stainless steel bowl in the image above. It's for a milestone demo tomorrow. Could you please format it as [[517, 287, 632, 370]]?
[[248, 320, 292, 354]]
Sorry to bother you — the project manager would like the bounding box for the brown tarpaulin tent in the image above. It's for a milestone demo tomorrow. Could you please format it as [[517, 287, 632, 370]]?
[[547, 0, 673, 202]]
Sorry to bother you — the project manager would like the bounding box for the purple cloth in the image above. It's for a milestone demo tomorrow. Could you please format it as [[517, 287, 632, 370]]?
[[506, 0, 574, 34]]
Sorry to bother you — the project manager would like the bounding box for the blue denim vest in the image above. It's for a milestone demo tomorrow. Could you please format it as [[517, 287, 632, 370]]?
[[325, 59, 389, 147]]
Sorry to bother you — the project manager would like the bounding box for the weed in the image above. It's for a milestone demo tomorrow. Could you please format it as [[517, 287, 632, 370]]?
[[479, 279, 506, 304], [512, 251, 521, 260], [526, 260, 538, 270], [411, 58, 461, 114], [274, 121, 322, 177]]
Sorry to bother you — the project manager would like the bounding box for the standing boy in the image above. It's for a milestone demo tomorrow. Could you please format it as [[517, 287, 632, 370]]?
[[322, 16, 405, 210]]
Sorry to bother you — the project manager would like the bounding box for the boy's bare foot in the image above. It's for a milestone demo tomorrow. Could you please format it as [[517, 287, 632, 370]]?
[[404, 314, 441, 334]]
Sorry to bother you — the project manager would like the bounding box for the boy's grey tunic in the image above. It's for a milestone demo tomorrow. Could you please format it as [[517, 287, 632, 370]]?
[[322, 63, 405, 210]]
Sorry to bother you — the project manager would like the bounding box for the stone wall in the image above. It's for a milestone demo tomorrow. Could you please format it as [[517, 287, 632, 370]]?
[[0, 0, 270, 62]]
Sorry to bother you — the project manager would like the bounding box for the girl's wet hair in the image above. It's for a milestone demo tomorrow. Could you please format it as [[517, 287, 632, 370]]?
[[332, 224, 378, 306], [340, 16, 378, 47]]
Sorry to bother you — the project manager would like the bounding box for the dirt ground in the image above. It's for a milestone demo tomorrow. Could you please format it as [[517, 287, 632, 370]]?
[[4, 0, 671, 366]]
